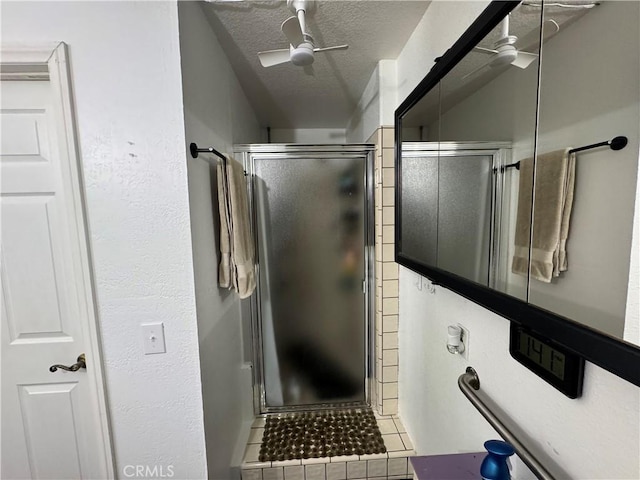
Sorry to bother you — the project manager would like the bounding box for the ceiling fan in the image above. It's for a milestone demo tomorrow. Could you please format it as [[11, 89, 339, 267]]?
[[462, 14, 558, 80], [257, 0, 348, 69]]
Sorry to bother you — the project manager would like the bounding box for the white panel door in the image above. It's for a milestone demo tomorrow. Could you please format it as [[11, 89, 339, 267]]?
[[1, 80, 112, 479]]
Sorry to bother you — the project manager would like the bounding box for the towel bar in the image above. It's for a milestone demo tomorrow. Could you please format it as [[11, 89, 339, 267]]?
[[499, 135, 628, 171], [190, 142, 227, 162]]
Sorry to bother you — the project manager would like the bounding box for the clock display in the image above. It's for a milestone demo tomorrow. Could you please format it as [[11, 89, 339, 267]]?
[[517, 331, 566, 380], [509, 324, 584, 398]]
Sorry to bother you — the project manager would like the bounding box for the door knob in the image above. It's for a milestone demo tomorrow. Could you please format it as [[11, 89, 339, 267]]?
[[49, 354, 86, 372]]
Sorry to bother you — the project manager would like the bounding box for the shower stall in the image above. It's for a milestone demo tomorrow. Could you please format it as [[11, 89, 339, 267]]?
[[235, 144, 375, 413], [400, 141, 512, 289]]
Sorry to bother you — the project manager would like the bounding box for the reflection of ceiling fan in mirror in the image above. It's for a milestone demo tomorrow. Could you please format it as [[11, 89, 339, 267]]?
[[462, 14, 559, 80]]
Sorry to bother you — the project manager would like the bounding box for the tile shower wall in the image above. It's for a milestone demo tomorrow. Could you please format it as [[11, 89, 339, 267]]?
[[367, 126, 398, 416]]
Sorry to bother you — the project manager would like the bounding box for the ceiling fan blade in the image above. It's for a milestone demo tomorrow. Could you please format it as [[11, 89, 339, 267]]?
[[461, 58, 493, 80], [512, 51, 538, 69], [258, 49, 291, 67], [473, 46, 499, 55], [281, 16, 304, 48], [303, 65, 315, 77], [313, 45, 349, 53], [517, 19, 561, 51]]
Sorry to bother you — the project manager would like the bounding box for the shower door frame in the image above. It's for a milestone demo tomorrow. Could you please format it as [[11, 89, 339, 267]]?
[[401, 141, 512, 289], [235, 144, 376, 414]]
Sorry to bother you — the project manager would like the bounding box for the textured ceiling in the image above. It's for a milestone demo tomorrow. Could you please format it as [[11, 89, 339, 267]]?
[[201, 0, 431, 128]]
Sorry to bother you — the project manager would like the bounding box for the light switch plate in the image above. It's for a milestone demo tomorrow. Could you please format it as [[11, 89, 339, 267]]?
[[141, 323, 166, 354]]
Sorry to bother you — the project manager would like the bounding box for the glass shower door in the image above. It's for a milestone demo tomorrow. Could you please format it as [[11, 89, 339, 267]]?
[[249, 149, 372, 410]]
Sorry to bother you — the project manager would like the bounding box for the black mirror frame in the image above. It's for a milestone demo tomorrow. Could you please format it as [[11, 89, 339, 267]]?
[[394, 0, 640, 388]]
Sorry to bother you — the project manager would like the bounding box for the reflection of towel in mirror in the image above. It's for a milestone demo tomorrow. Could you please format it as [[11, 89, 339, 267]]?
[[217, 156, 256, 298], [512, 148, 575, 283]]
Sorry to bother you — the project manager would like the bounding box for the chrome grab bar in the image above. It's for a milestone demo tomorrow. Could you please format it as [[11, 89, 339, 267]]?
[[458, 367, 555, 480]]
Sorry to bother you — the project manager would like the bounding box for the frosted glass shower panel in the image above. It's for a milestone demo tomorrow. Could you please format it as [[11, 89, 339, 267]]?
[[400, 155, 438, 266], [254, 156, 366, 408], [400, 144, 506, 289], [437, 153, 493, 284]]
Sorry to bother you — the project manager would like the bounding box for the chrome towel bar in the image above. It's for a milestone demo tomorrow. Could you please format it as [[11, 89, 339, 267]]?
[[458, 367, 555, 480]]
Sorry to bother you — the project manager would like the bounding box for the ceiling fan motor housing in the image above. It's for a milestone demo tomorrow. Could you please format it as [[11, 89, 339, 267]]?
[[491, 46, 518, 67], [291, 43, 314, 66], [491, 35, 518, 67]]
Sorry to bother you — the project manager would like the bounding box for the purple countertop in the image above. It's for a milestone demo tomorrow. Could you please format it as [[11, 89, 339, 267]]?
[[410, 452, 485, 480]]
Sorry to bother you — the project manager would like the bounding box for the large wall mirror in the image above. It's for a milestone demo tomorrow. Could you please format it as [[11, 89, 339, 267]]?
[[395, 0, 640, 387]]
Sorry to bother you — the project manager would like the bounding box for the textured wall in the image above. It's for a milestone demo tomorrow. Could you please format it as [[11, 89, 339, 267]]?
[[393, 2, 640, 479], [178, 2, 263, 479], [346, 64, 381, 143], [1, 2, 207, 478], [346, 59, 399, 143]]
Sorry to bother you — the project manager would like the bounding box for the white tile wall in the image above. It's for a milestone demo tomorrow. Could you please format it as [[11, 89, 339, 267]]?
[[371, 127, 400, 417], [387, 458, 408, 476], [367, 459, 387, 477], [304, 464, 326, 480], [284, 465, 305, 480], [382, 434, 405, 452], [326, 462, 347, 480], [273, 460, 303, 468], [400, 433, 413, 451], [382, 349, 398, 367], [245, 444, 261, 463], [242, 468, 263, 480], [376, 418, 397, 435], [346, 461, 367, 479], [382, 188, 394, 205], [382, 366, 398, 383], [382, 316, 398, 333], [262, 467, 284, 480], [249, 428, 265, 444]]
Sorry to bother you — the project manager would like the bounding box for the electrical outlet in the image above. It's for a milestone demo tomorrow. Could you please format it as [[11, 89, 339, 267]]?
[[457, 323, 470, 360]]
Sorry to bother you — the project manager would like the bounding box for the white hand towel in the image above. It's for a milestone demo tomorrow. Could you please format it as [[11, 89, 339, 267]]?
[[512, 148, 575, 282], [217, 161, 232, 289], [217, 156, 256, 298]]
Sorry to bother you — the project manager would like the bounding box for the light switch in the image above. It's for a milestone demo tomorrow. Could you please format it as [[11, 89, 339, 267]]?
[[141, 323, 166, 354]]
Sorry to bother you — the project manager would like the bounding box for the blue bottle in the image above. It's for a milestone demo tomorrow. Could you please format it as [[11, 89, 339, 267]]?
[[480, 440, 515, 480]]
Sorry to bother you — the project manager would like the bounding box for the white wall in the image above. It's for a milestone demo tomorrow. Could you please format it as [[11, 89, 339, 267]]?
[[625, 157, 640, 345], [395, 1, 489, 103], [391, 2, 640, 479], [346, 60, 398, 143], [1, 2, 208, 478], [270, 128, 346, 144], [178, 2, 262, 479], [346, 64, 381, 143]]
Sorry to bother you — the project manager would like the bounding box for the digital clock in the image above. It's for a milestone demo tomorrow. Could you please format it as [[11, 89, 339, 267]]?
[[509, 324, 584, 398]]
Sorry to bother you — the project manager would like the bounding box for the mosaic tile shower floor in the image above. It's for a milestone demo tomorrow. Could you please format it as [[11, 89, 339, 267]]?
[[242, 411, 415, 480], [260, 409, 386, 461]]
